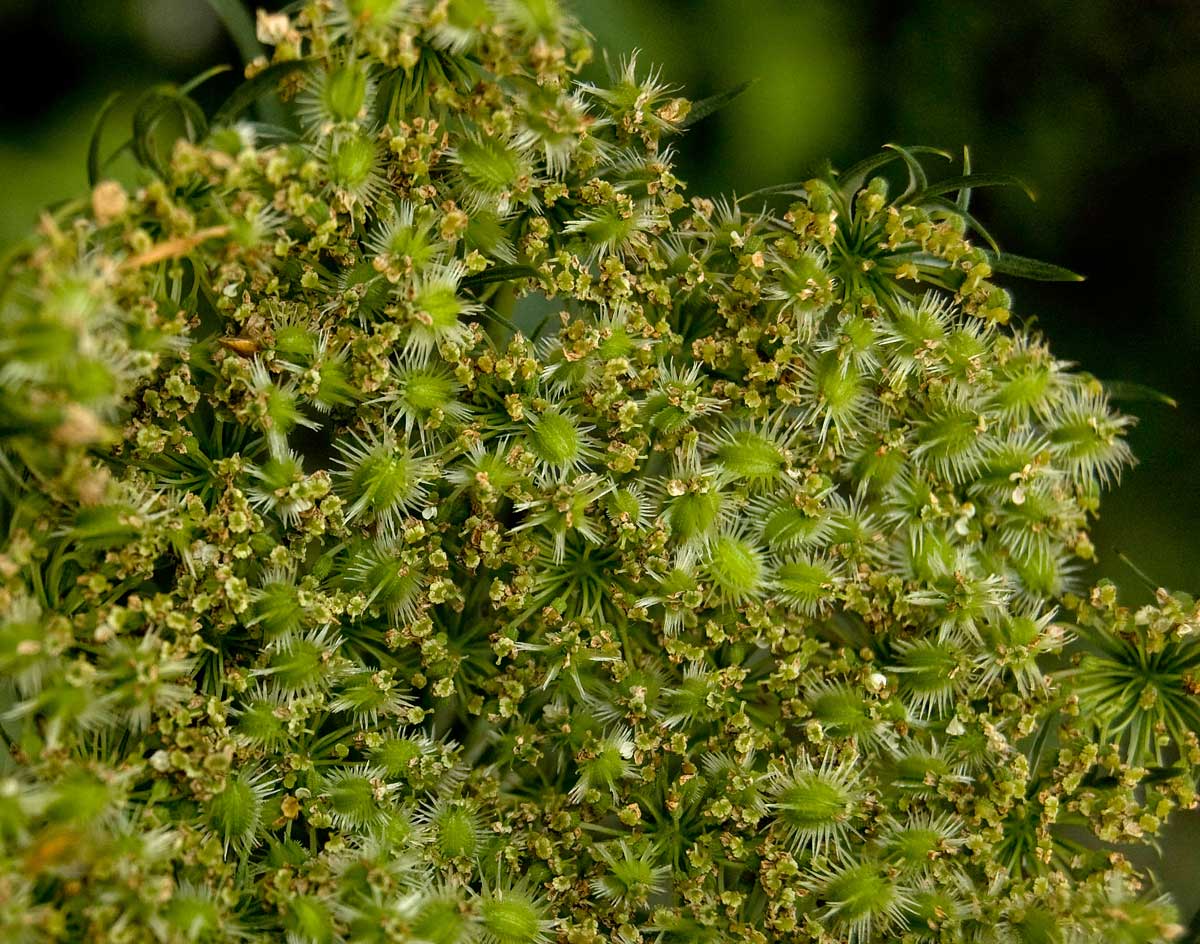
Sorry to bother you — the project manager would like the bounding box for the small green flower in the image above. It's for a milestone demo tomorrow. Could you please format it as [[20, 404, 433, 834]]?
[[298, 58, 376, 133], [163, 882, 237, 942], [331, 0, 414, 40], [702, 529, 768, 606], [347, 538, 427, 620], [368, 202, 449, 276], [767, 752, 864, 855], [1048, 383, 1135, 485], [772, 553, 845, 614], [479, 881, 554, 944], [705, 419, 796, 492], [404, 263, 481, 359], [335, 428, 437, 533], [571, 729, 635, 802], [403, 886, 479, 944], [419, 797, 483, 860], [202, 770, 275, 855], [325, 128, 385, 202], [257, 629, 344, 698], [426, 0, 494, 53], [806, 860, 914, 944], [323, 766, 394, 830], [285, 895, 338, 944], [525, 406, 600, 483], [450, 132, 536, 214]]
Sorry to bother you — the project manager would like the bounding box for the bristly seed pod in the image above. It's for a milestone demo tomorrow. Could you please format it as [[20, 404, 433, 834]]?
[[0, 1, 1181, 941]]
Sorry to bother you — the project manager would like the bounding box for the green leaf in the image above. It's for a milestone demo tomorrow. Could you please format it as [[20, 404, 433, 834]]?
[[479, 304, 521, 340], [676, 79, 757, 131], [213, 59, 310, 127], [735, 182, 809, 204], [887, 250, 954, 271], [1025, 707, 1059, 777], [911, 173, 1036, 207], [179, 64, 233, 97], [131, 86, 208, 176], [87, 92, 124, 188], [956, 146, 972, 210], [1116, 552, 1166, 593], [837, 144, 951, 202], [203, 0, 263, 68], [236, 121, 301, 144], [983, 251, 1085, 282], [204, 0, 291, 126], [836, 152, 900, 200], [529, 314, 556, 343], [886, 142, 952, 201], [88, 66, 225, 184], [461, 265, 543, 290], [128, 88, 174, 174], [1101, 380, 1178, 409]]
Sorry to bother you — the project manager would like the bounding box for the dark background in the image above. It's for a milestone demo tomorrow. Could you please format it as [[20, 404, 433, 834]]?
[[2, 0, 1198, 919]]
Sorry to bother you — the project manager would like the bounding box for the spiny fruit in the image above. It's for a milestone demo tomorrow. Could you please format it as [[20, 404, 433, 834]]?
[[0, 1, 1196, 942]]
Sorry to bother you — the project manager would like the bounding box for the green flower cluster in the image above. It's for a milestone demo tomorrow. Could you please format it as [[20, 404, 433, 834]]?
[[1, 1, 1197, 942]]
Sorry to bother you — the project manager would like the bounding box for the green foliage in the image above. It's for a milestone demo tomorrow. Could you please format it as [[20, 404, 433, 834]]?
[[0, 1, 1196, 942]]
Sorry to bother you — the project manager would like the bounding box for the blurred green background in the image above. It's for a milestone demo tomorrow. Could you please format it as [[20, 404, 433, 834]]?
[[2, 0, 1198, 921]]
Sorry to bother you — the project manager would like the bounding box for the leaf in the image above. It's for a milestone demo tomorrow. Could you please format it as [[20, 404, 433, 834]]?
[[212, 59, 310, 126], [837, 144, 951, 202], [1024, 706, 1059, 777], [128, 88, 176, 174], [461, 265, 543, 290], [735, 182, 810, 204], [87, 92, 124, 188], [131, 86, 208, 175], [1116, 552, 1166, 593], [676, 79, 757, 130], [203, 0, 263, 67], [179, 64, 233, 97], [97, 140, 134, 181], [114, 66, 236, 175], [887, 250, 954, 271], [911, 173, 1036, 206], [478, 304, 521, 338], [837, 152, 902, 200], [236, 121, 301, 145], [204, 0, 293, 126], [956, 146, 972, 210], [435, 45, 479, 90], [885, 142, 953, 202], [983, 250, 1085, 282], [1101, 380, 1178, 409], [529, 314, 556, 343]]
